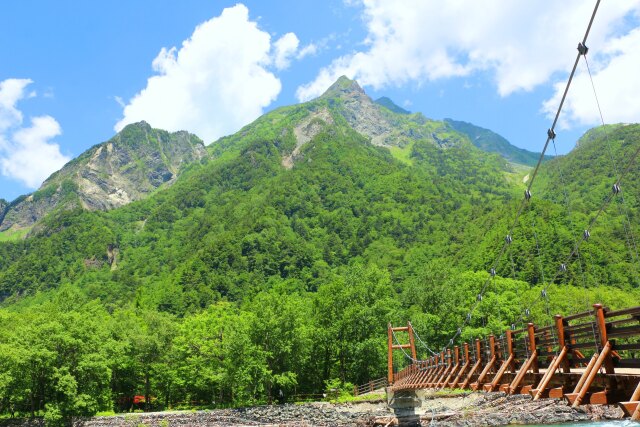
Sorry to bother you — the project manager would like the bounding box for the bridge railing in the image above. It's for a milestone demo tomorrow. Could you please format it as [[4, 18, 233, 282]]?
[[353, 377, 388, 396], [387, 304, 640, 419]]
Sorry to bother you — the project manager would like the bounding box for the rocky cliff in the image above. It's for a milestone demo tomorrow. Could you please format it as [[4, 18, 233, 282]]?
[[0, 199, 6, 218], [0, 121, 206, 232]]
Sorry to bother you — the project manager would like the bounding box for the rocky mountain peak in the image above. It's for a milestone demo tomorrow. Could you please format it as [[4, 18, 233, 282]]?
[[0, 124, 207, 233], [316, 76, 396, 146], [320, 76, 366, 100]]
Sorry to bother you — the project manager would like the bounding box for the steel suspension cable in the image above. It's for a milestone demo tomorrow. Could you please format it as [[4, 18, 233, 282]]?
[[550, 136, 591, 311], [391, 328, 417, 362], [509, 136, 640, 327], [583, 55, 640, 279], [411, 325, 438, 357], [444, 0, 602, 350]]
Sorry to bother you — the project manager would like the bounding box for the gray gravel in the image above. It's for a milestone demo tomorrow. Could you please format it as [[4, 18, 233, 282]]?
[[68, 401, 390, 426], [0, 394, 628, 426]]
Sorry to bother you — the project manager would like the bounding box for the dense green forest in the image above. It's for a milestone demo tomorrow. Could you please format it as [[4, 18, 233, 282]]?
[[0, 81, 639, 424]]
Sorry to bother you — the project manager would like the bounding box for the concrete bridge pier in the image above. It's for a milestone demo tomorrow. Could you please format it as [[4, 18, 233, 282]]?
[[386, 388, 425, 426]]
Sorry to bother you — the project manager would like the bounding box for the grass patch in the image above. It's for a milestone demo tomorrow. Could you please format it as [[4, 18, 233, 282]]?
[[387, 141, 415, 166], [0, 227, 31, 242], [331, 392, 386, 404], [427, 388, 470, 398], [503, 161, 532, 187]]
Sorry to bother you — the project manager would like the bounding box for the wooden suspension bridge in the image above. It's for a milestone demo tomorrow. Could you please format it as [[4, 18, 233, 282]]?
[[386, 304, 640, 420], [368, 1, 640, 421]]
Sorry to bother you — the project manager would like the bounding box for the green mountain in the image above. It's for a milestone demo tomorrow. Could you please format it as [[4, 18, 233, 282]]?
[[444, 118, 551, 166], [375, 96, 411, 114], [0, 122, 206, 234], [0, 77, 637, 421]]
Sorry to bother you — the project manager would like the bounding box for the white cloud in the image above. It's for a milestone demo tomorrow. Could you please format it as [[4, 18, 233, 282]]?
[[1, 116, 68, 188], [543, 27, 640, 128], [0, 78, 70, 189], [297, 0, 640, 102], [115, 4, 286, 143], [297, 43, 318, 60], [0, 78, 31, 132], [273, 32, 300, 70]]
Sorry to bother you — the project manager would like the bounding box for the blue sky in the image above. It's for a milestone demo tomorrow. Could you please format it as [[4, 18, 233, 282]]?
[[1, 1, 639, 202]]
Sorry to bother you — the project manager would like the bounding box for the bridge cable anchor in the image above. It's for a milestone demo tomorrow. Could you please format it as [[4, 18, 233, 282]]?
[[577, 42, 589, 56]]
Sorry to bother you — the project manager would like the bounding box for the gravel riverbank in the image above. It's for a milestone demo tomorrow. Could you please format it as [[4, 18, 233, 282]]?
[[382, 392, 625, 426], [0, 393, 628, 426]]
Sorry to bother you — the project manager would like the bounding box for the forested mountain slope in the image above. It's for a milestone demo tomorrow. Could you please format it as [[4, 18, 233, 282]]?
[[0, 77, 638, 422], [444, 118, 553, 167]]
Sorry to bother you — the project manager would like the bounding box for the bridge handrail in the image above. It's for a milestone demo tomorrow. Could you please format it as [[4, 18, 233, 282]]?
[[388, 304, 640, 414], [353, 377, 388, 396]]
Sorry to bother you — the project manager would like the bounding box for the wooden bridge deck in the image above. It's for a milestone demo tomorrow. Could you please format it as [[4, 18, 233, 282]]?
[[387, 304, 640, 420]]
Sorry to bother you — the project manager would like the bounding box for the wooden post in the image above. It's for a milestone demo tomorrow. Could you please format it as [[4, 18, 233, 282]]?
[[464, 342, 470, 366], [544, 329, 554, 363], [629, 380, 640, 420], [508, 349, 538, 394], [572, 341, 612, 407], [460, 340, 482, 390], [593, 304, 615, 374], [450, 343, 470, 388], [489, 335, 495, 361], [435, 349, 453, 387], [408, 322, 418, 362], [506, 329, 515, 373], [533, 346, 567, 400], [388, 323, 394, 385], [425, 353, 440, 384], [555, 314, 570, 373], [528, 323, 539, 373], [441, 346, 460, 390]]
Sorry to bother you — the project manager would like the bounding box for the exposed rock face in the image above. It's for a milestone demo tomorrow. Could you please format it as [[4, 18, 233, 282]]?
[[320, 76, 395, 146], [0, 199, 7, 224], [282, 107, 334, 169], [0, 122, 206, 232], [318, 76, 468, 149]]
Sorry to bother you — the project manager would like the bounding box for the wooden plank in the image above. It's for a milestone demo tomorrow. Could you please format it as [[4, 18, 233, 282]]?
[[604, 306, 640, 318], [590, 391, 609, 405], [549, 387, 564, 399], [612, 343, 640, 351], [392, 344, 412, 349], [608, 325, 640, 338], [615, 359, 640, 369], [520, 385, 533, 395]]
